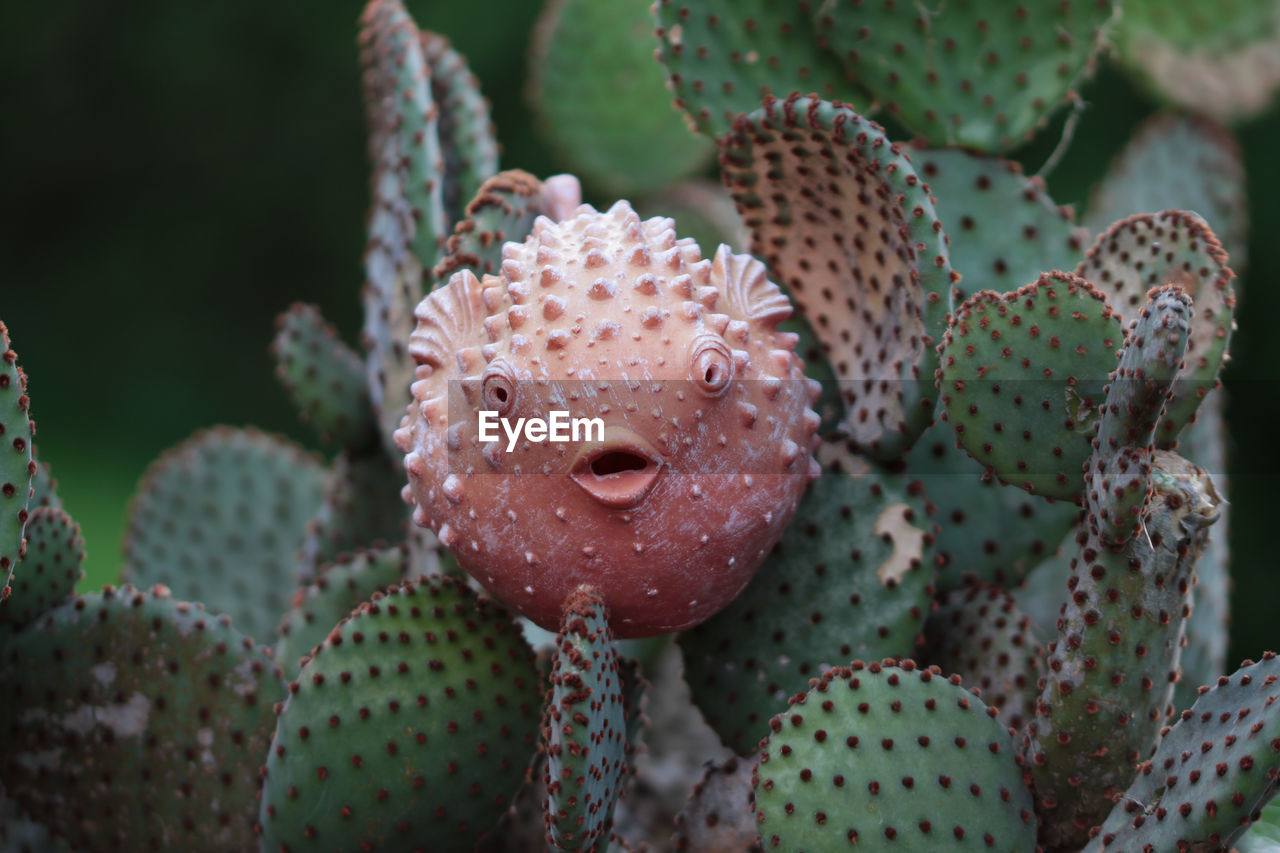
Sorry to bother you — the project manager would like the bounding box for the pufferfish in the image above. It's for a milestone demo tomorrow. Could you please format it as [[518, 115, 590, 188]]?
[[394, 198, 821, 637]]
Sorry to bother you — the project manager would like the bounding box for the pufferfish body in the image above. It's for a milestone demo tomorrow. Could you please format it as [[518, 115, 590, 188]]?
[[395, 199, 821, 637]]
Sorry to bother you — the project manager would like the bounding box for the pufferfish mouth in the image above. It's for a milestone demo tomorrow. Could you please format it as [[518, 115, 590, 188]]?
[[569, 428, 664, 510]]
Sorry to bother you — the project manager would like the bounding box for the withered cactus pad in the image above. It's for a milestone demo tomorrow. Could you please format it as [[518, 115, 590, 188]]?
[[396, 200, 821, 636]]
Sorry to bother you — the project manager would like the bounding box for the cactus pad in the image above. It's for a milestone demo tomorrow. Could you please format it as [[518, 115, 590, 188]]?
[[652, 0, 860, 138], [921, 583, 1043, 732], [360, 0, 446, 270], [420, 30, 499, 226], [937, 270, 1124, 501], [901, 419, 1079, 591], [1077, 210, 1236, 447], [814, 0, 1114, 150], [296, 448, 411, 581], [529, 0, 714, 195], [1025, 451, 1222, 849], [432, 170, 555, 286], [274, 545, 412, 675], [542, 586, 634, 851], [360, 1, 430, 457], [0, 586, 282, 851], [1086, 112, 1249, 272], [1111, 0, 1280, 123], [121, 427, 327, 643], [258, 575, 542, 851], [28, 459, 60, 511], [272, 302, 375, 447], [0, 321, 33, 597], [1088, 651, 1280, 852], [910, 148, 1088, 300], [0, 506, 83, 642], [721, 96, 954, 459], [753, 660, 1037, 851], [680, 439, 935, 754]]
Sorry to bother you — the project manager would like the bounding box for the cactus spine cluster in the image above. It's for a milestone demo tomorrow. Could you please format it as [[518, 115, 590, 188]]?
[[1, 0, 1275, 850]]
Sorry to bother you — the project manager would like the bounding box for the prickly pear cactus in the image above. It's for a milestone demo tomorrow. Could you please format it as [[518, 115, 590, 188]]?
[[541, 586, 637, 851], [722, 95, 954, 459], [813, 0, 1115, 150], [1023, 289, 1223, 850], [0, 585, 282, 851], [1077, 211, 1236, 446], [938, 270, 1123, 500], [1086, 651, 1280, 852], [120, 427, 327, 643], [273, 545, 412, 674], [0, 506, 83, 642], [680, 440, 935, 753], [529, 0, 714, 194], [271, 301, 375, 447], [0, 321, 33, 597], [258, 575, 543, 852], [652, 0, 861, 138], [753, 660, 1038, 851]]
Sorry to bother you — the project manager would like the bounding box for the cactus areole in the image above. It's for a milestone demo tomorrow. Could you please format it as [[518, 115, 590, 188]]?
[[396, 199, 821, 636]]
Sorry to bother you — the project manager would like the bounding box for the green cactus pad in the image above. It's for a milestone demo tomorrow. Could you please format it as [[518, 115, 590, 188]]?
[[296, 448, 411, 581], [0, 321, 33, 596], [529, 0, 713, 195], [543, 587, 634, 851], [27, 459, 59, 512], [271, 302, 375, 447], [1086, 112, 1249, 272], [937, 270, 1124, 501], [121, 427, 327, 643], [258, 575, 542, 851], [360, 1, 430, 458], [432, 170, 553, 286], [274, 545, 411, 675], [1025, 451, 1222, 850], [0, 585, 282, 851], [1174, 389, 1230, 710], [1090, 287, 1193, 544], [910, 148, 1089, 301], [922, 583, 1043, 733], [1015, 531, 1075, 644], [360, 0, 446, 270], [671, 756, 759, 852], [680, 439, 935, 754], [1077, 210, 1236, 448], [1111, 0, 1280, 124], [721, 96, 954, 459], [652, 0, 861, 139], [900, 419, 1079, 591], [420, 30, 499, 227], [0, 507, 83, 642], [1087, 651, 1280, 853], [753, 660, 1037, 851], [814, 0, 1114, 151]]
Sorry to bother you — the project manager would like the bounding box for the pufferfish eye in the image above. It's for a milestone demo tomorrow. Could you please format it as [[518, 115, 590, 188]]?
[[481, 359, 518, 416], [689, 333, 734, 397]]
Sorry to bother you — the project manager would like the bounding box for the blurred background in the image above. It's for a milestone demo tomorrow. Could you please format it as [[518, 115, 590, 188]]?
[[2, 0, 1276, 664]]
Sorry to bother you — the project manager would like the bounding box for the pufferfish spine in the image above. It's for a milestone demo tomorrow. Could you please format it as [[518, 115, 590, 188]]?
[[395, 198, 821, 638]]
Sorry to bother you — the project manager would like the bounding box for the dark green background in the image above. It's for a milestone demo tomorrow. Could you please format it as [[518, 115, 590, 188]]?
[[2, 1, 1276, 664]]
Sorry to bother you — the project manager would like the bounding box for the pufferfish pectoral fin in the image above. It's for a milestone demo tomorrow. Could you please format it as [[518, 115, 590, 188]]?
[[408, 269, 491, 376], [712, 244, 793, 328]]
